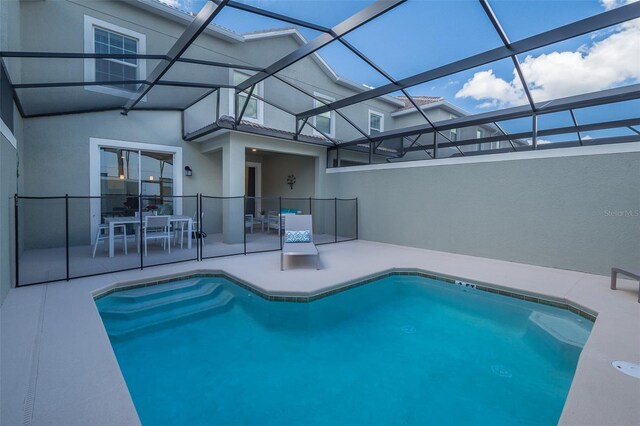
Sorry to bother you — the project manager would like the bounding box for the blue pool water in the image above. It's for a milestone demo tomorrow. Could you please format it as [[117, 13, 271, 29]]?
[[96, 275, 592, 425]]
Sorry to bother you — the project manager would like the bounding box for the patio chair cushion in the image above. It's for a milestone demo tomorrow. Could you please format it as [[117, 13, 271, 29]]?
[[285, 230, 311, 243]]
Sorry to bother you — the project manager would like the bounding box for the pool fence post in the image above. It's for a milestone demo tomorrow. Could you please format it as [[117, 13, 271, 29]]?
[[65, 194, 69, 281], [196, 193, 201, 261], [334, 197, 338, 243], [199, 193, 204, 261], [14, 194, 19, 287], [139, 194, 144, 270], [355, 198, 359, 240], [279, 196, 282, 250]]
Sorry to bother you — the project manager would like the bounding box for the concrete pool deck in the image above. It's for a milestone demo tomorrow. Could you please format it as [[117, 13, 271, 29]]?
[[1, 240, 639, 425]]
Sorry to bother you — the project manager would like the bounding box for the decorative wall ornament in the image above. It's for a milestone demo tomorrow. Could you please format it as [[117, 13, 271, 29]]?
[[287, 174, 296, 190]]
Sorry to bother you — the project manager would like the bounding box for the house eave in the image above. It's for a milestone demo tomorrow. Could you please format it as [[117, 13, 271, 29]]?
[[391, 100, 469, 118], [131, 0, 245, 43]]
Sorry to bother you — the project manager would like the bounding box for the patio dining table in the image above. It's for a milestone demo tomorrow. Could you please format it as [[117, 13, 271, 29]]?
[[104, 215, 193, 257]]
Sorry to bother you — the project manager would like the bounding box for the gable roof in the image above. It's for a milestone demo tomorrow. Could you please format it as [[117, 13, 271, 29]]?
[[242, 28, 404, 108], [395, 96, 444, 111], [132, 1, 404, 108]]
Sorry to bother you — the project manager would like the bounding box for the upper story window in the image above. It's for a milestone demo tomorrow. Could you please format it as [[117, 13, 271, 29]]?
[[313, 93, 335, 138], [231, 70, 263, 124], [368, 110, 384, 135], [84, 16, 146, 98], [477, 129, 483, 139], [94, 28, 138, 91]]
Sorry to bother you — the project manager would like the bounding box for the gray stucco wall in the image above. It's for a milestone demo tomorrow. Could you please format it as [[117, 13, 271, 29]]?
[[262, 153, 316, 199], [22, 110, 220, 197], [20, 110, 222, 249], [13, 0, 400, 138], [323, 150, 640, 276]]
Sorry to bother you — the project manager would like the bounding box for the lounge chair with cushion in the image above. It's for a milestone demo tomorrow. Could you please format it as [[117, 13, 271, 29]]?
[[281, 214, 319, 271]]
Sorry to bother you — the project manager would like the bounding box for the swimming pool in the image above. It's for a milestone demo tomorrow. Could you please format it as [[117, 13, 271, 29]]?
[[96, 274, 593, 425]]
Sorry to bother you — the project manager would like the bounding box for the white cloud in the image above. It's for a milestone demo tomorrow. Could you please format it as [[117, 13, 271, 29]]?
[[600, 0, 633, 10], [456, 69, 526, 108], [455, 1, 640, 108], [158, 0, 181, 8]]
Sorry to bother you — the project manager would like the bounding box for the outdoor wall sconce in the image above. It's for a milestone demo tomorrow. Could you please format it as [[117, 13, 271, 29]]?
[[185, 166, 193, 177], [287, 174, 296, 190]]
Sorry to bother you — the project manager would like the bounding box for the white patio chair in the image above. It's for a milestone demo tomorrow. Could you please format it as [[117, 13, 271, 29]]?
[[245, 214, 254, 233], [267, 211, 295, 234], [143, 215, 171, 256], [193, 211, 203, 233], [92, 215, 127, 258], [174, 211, 203, 247], [281, 214, 319, 271], [134, 211, 153, 252], [267, 211, 279, 233]]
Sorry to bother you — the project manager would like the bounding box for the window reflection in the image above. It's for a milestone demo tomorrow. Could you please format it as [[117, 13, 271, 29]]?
[[141, 151, 173, 212], [99, 148, 174, 218]]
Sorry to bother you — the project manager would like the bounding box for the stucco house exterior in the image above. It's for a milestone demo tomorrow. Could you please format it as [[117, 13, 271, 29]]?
[[4, 0, 504, 200], [0, 0, 637, 302]]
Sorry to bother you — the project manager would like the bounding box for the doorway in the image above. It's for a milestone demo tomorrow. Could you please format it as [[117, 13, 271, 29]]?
[[245, 161, 262, 215]]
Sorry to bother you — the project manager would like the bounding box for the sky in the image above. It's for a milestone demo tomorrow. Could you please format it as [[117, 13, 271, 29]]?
[[160, 0, 639, 137]]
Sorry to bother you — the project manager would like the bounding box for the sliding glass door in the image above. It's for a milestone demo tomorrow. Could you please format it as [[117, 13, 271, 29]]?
[[140, 151, 174, 213], [99, 147, 174, 217]]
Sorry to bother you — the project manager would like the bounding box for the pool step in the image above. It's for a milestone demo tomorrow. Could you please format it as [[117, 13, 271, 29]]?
[[111, 278, 208, 303], [528, 311, 590, 348], [101, 282, 223, 319], [103, 289, 234, 339]]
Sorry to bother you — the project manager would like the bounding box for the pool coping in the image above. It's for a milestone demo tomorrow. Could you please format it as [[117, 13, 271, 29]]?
[[92, 267, 598, 322]]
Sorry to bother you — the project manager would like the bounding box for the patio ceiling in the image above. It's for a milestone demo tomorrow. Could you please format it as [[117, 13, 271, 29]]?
[[1, 0, 639, 159]]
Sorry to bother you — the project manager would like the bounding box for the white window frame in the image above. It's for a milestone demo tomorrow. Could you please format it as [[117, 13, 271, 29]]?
[[476, 129, 483, 139], [312, 92, 335, 138], [89, 137, 182, 239], [451, 127, 458, 141], [84, 15, 147, 99], [368, 110, 384, 135], [229, 69, 264, 125]]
